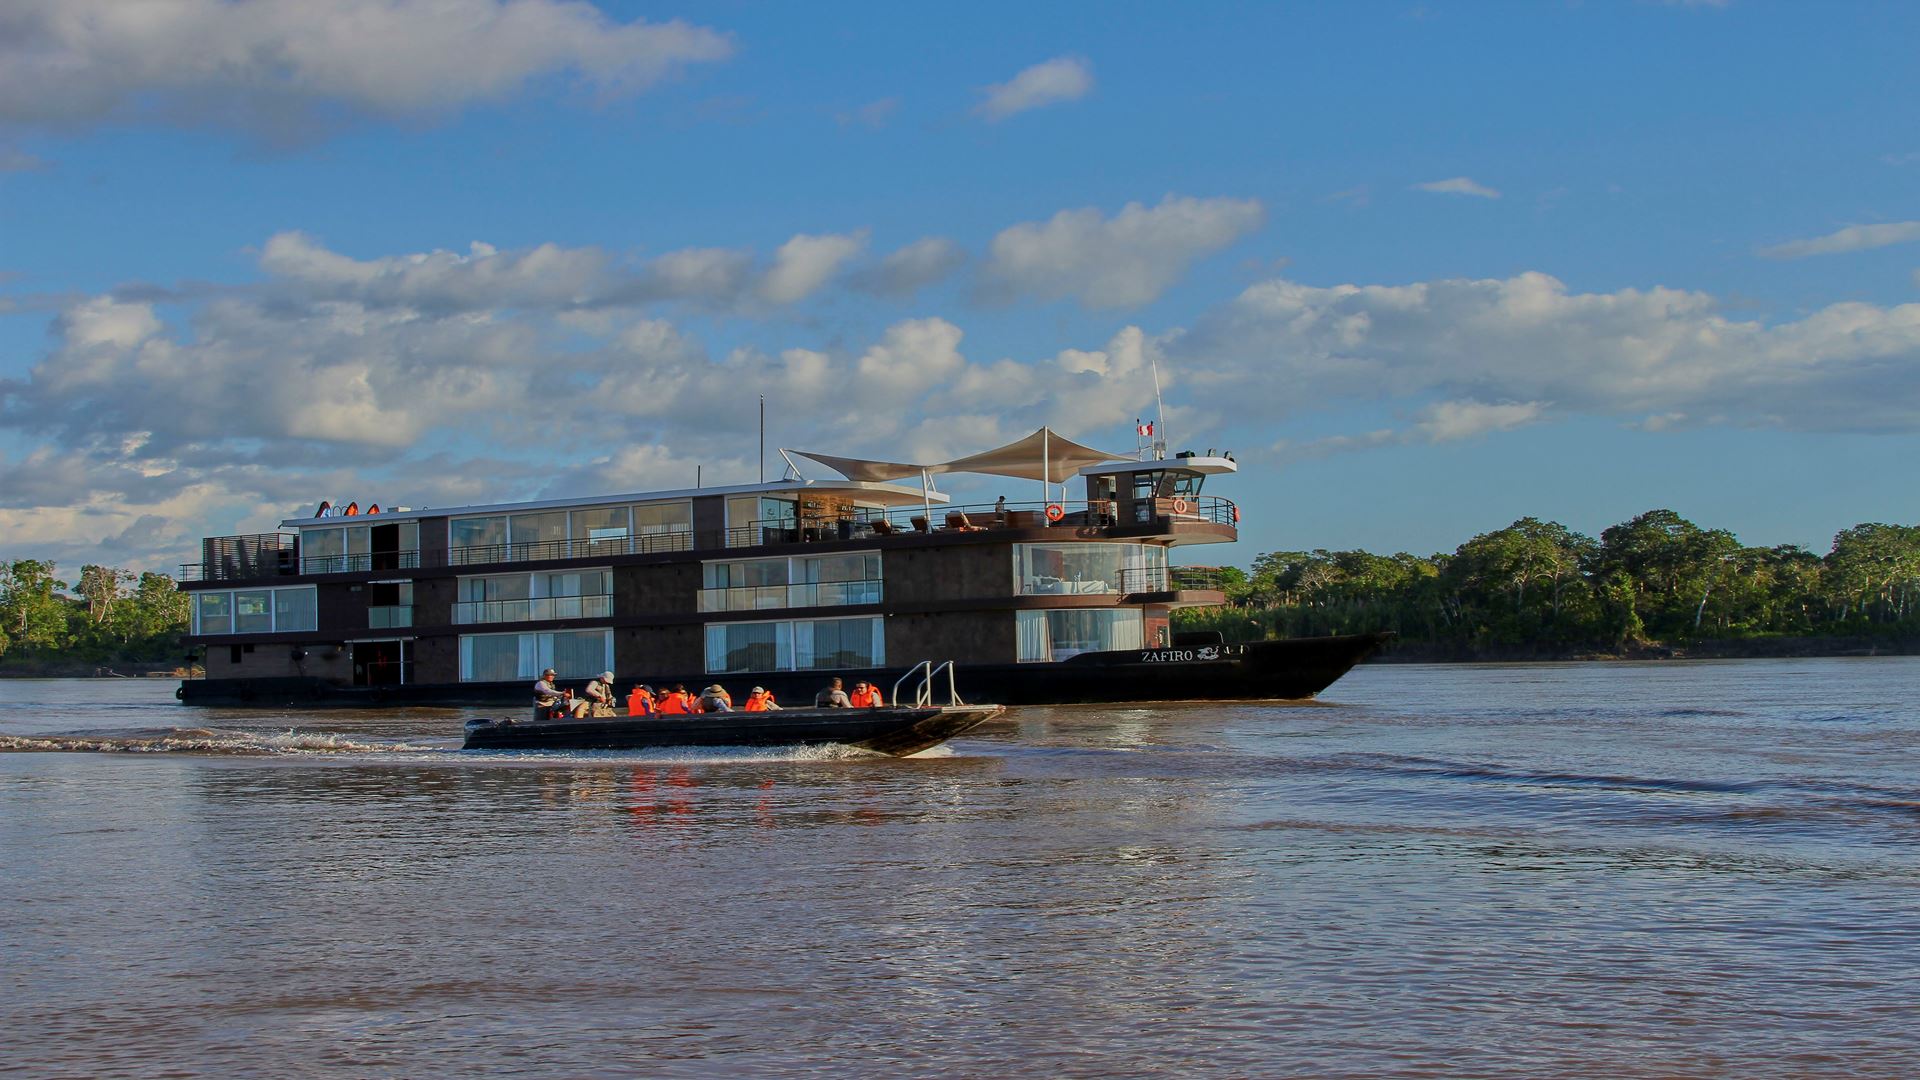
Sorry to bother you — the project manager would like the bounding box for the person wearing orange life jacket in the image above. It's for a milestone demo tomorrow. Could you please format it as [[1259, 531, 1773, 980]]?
[[743, 686, 773, 711], [847, 681, 885, 708], [627, 685, 656, 717], [656, 685, 694, 715]]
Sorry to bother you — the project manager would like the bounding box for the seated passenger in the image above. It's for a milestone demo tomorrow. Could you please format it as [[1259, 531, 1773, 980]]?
[[628, 684, 656, 716], [583, 671, 617, 717], [847, 681, 885, 708], [815, 677, 850, 708], [743, 686, 770, 711], [698, 684, 733, 713], [533, 667, 585, 719], [656, 685, 694, 715]]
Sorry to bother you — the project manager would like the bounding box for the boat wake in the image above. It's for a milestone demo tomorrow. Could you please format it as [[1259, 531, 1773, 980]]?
[[0, 727, 899, 763], [0, 727, 448, 756]]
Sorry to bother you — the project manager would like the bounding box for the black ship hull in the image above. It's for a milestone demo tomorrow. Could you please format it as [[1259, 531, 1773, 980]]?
[[179, 633, 1393, 709], [461, 704, 1004, 756]]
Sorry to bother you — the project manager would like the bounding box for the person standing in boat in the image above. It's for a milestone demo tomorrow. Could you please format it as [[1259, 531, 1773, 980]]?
[[815, 677, 850, 708]]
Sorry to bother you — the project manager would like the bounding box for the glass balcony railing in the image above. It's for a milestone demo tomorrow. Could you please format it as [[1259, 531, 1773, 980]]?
[[697, 580, 883, 613], [368, 605, 413, 629], [451, 594, 614, 625]]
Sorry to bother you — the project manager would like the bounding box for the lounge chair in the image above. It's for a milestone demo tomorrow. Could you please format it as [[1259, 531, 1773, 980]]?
[[945, 511, 987, 532], [870, 519, 897, 536], [910, 516, 931, 533]]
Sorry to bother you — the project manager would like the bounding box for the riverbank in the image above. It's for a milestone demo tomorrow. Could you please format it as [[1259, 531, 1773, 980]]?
[[1373, 634, 1919, 663]]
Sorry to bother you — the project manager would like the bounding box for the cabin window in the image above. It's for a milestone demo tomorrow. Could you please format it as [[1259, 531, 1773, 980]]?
[[195, 592, 231, 635], [794, 617, 884, 671], [191, 586, 314, 635], [509, 511, 568, 559], [1015, 544, 1167, 595], [457, 629, 611, 682], [274, 587, 318, 632], [449, 516, 507, 564], [633, 501, 693, 551], [704, 620, 794, 674], [702, 615, 882, 673], [1016, 609, 1144, 662], [300, 527, 345, 574], [699, 552, 882, 612], [571, 506, 630, 553], [454, 570, 612, 624]]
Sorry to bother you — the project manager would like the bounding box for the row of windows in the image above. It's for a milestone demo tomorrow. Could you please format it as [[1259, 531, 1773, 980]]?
[[193, 586, 317, 635], [452, 617, 885, 682], [445, 503, 694, 562]]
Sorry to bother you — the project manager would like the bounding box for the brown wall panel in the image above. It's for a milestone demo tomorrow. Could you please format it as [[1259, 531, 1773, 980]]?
[[883, 543, 1013, 604], [618, 562, 701, 616], [884, 610, 1013, 667], [412, 634, 459, 685], [203, 641, 352, 683], [316, 583, 363, 634], [615, 624, 703, 678]]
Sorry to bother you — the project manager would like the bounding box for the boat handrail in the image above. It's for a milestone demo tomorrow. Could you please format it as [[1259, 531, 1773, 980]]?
[[891, 659, 964, 708]]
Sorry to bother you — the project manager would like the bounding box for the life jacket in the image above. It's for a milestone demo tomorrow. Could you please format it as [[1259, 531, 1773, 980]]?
[[743, 691, 768, 712], [657, 692, 692, 715], [628, 690, 654, 716], [848, 687, 883, 708]]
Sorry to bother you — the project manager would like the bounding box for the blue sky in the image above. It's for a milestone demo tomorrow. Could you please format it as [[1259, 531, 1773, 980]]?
[[2, 0, 1918, 573]]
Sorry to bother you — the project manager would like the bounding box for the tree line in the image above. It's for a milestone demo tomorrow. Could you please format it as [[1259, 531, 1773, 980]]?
[[1177, 510, 1920, 653], [0, 560, 191, 672]]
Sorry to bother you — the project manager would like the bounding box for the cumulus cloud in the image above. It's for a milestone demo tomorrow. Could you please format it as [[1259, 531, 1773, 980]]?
[[1178, 270, 1920, 435], [848, 237, 967, 296], [976, 56, 1094, 121], [1757, 221, 1920, 259], [1412, 177, 1502, 199], [983, 194, 1266, 308], [0, 0, 732, 140], [759, 232, 868, 304], [258, 230, 867, 312], [1272, 400, 1549, 461]]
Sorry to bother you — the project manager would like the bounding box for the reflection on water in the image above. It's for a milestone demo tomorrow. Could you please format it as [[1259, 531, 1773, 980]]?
[[3, 660, 1919, 1077]]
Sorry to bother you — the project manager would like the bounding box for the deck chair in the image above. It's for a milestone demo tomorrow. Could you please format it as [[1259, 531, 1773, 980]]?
[[945, 511, 986, 532], [870, 519, 897, 536], [910, 515, 931, 533]]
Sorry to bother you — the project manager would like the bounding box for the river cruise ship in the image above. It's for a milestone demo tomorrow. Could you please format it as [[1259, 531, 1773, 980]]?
[[177, 428, 1388, 707]]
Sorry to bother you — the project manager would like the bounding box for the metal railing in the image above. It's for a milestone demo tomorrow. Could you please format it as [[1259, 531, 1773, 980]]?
[[452, 594, 615, 625], [180, 499, 1238, 581], [697, 579, 883, 613], [892, 659, 963, 707], [1112, 566, 1231, 593]]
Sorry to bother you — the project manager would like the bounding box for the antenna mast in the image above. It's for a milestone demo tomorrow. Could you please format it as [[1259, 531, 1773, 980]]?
[[1149, 353, 1167, 460]]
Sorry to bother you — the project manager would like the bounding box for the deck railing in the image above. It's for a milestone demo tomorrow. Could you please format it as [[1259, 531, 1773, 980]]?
[[697, 579, 883, 613], [180, 498, 1238, 581]]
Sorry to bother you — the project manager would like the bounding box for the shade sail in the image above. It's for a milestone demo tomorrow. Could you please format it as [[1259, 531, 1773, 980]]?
[[786, 427, 1126, 485]]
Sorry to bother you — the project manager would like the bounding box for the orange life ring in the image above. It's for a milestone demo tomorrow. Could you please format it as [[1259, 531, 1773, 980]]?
[[1171, 498, 1189, 515], [1044, 503, 1065, 522], [1230, 505, 1241, 524]]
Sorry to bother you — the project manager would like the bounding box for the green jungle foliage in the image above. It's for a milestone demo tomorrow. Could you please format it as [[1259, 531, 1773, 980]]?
[[0, 559, 191, 671], [1175, 511, 1920, 652]]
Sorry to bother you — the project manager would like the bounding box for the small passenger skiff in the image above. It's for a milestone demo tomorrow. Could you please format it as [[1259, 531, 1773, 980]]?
[[461, 703, 1004, 756]]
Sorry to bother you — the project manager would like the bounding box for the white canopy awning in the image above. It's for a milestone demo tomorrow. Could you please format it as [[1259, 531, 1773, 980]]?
[[786, 427, 1126, 485]]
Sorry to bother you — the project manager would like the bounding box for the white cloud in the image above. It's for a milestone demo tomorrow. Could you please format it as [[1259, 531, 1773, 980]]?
[[1412, 177, 1502, 199], [1179, 270, 1920, 435], [1757, 221, 1920, 259], [976, 56, 1094, 122], [759, 232, 868, 305], [1272, 400, 1548, 461], [983, 194, 1266, 308], [0, 0, 732, 140], [849, 237, 966, 296]]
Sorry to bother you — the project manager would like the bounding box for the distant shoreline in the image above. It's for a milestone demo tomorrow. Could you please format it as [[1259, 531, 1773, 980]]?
[[1370, 635, 1918, 663]]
